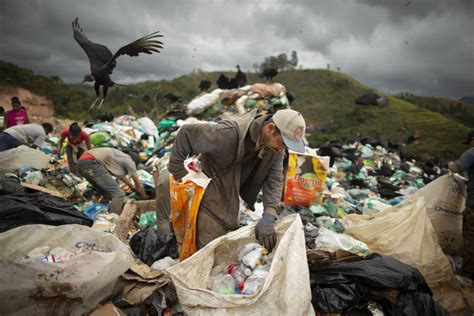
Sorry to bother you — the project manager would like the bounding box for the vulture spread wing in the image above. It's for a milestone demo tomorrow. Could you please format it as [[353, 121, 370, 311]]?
[[72, 17, 114, 71], [106, 31, 163, 73]]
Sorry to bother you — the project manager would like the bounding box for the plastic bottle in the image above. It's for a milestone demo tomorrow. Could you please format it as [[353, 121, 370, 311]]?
[[226, 263, 247, 293], [242, 248, 265, 268], [237, 243, 262, 260], [242, 269, 269, 295], [211, 274, 235, 295]]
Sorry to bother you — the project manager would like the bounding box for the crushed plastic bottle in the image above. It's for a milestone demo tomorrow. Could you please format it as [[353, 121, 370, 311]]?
[[242, 268, 269, 295], [211, 274, 236, 295]]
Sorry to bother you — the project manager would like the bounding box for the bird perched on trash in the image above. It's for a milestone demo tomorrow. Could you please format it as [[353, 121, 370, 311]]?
[[72, 17, 164, 111], [198, 77, 211, 92], [286, 91, 296, 105], [235, 65, 247, 87], [163, 92, 181, 104], [260, 67, 278, 84], [216, 74, 231, 89]]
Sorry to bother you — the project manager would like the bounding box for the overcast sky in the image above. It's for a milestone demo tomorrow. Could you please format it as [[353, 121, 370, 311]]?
[[0, 0, 472, 99]]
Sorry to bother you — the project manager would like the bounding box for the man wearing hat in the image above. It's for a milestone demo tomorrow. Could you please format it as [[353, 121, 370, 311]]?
[[155, 109, 306, 251], [449, 129, 474, 277], [5, 96, 29, 128]]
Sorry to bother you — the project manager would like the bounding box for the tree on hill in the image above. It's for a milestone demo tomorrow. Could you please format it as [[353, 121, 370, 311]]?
[[257, 51, 298, 72]]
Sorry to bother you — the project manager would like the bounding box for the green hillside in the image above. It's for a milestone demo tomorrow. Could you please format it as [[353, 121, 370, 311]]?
[[0, 60, 470, 159], [395, 93, 474, 128]]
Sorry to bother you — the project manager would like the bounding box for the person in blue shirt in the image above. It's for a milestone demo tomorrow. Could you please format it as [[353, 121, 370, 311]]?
[[449, 129, 474, 277]]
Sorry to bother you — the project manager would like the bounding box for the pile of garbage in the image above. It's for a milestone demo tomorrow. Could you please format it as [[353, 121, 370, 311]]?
[[187, 83, 290, 117], [0, 81, 472, 315]]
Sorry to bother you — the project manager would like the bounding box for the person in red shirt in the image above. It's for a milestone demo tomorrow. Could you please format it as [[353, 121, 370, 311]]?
[[57, 122, 92, 174], [5, 96, 29, 128]]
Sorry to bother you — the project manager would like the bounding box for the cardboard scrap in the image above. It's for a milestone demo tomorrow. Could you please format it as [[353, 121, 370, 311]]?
[[115, 260, 169, 306]]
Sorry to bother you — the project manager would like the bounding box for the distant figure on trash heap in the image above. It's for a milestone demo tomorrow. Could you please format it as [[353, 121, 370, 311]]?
[[0, 123, 53, 152], [155, 109, 307, 253], [77, 147, 148, 214], [5, 96, 29, 128], [260, 67, 278, 84], [235, 65, 247, 87], [448, 129, 474, 279], [57, 122, 92, 175], [198, 77, 212, 92]]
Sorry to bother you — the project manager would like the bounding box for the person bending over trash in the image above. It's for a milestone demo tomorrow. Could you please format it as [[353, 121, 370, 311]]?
[[5, 96, 29, 128], [0, 123, 53, 152], [449, 129, 474, 279], [57, 122, 92, 174], [155, 109, 306, 251], [77, 147, 148, 214]]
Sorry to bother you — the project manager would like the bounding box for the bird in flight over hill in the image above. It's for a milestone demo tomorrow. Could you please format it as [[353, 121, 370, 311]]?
[[72, 17, 164, 111]]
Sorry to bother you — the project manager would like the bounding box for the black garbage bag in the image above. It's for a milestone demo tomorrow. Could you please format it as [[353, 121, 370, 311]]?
[[129, 227, 179, 266], [0, 174, 25, 195], [381, 291, 450, 316], [309, 253, 448, 315], [0, 193, 92, 233]]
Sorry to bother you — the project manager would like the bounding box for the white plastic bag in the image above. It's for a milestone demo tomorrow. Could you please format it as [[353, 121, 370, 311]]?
[[187, 89, 221, 115], [315, 227, 369, 256], [166, 214, 314, 315], [0, 145, 50, 172], [0, 224, 133, 316], [362, 198, 392, 215], [137, 116, 159, 139]]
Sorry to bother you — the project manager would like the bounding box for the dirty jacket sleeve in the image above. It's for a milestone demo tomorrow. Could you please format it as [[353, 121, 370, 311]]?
[[261, 151, 284, 217], [168, 123, 237, 180]]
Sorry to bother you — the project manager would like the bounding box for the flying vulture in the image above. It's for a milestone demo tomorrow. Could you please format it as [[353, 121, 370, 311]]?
[[72, 17, 163, 111]]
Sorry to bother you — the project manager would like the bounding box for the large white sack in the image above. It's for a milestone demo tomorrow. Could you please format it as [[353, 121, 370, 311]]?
[[344, 198, 465, 315], [187, 89, 221, 115], [166, 214, 314, 315], [411, 174, 466, 255], [0, 224, 133, 316], [0, 145, 50, 172]]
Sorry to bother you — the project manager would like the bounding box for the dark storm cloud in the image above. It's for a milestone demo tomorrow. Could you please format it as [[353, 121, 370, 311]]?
[[0, 0, 472, 99]]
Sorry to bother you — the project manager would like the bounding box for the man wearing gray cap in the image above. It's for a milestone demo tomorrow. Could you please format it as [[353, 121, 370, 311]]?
[[449, 129, 474, 277], [155, 109, 306, 251]]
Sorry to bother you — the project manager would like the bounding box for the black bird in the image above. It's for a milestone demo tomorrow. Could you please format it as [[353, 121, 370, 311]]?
[[286, 91, 296, 105], [260, 67, 278, 84], [198, 77, 211, 92], [216, 73, 230, 89], [164, 93, 181, 104], [235, 65, 247, 87], [72, 17, 163, 111], [228, 78, 238, 89]]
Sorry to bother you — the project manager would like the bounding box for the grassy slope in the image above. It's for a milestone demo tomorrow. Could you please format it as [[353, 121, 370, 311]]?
[[0, 61, 470, 159], [396, 94, 474, 128]]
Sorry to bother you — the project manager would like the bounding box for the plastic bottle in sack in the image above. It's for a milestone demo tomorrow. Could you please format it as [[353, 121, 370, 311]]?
[[211, 274, 236, 295], [226, 262, 247, 293], [237, 243, 262, 260], [242, 268, 269, 295], [242, 247, 269, 269]]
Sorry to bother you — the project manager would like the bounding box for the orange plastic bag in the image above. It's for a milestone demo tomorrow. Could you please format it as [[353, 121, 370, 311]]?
[[284, 150, 328, 206], [170, 175, 206, 261]]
